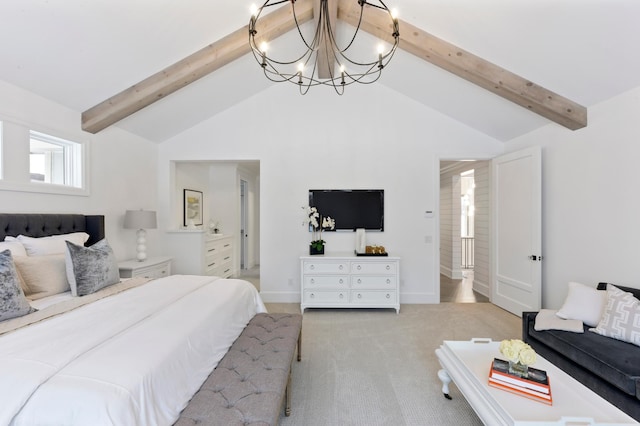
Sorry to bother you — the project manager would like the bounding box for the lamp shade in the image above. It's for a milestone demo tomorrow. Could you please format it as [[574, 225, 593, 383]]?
[[124, 210, 157, 230]]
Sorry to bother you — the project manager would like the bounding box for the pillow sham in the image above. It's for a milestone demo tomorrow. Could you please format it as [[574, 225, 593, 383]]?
[[65, 239, 120, 297], [590, 284, 640, 347], [0, 250, 36, 321], [556, 281, 607, 327], [15, 232, 90, 256], [13, 254, 70, 300], [0, 241, 27, 257]]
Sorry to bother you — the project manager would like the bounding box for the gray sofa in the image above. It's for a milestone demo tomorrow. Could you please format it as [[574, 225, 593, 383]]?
[[523, 283, 640, 421]]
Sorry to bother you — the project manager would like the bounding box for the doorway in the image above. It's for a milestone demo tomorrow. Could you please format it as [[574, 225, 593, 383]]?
[[439, 160, 489, 303]]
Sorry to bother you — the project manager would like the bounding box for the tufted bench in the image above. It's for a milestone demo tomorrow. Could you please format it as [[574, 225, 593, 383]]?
[[175, 313, 302, 426]]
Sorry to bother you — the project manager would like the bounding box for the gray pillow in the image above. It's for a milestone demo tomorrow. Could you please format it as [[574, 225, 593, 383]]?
[[65, 239, 120, 297], [0, 249, 36, 321]]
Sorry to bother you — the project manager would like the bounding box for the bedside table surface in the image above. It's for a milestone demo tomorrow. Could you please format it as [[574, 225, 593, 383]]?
[[118, 256, 173, 270]]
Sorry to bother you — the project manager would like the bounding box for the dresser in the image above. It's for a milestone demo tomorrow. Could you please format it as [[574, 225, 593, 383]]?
[[300, 253, 400, 313], [165, 231, 234, 278], [118, 256, 172, 280]]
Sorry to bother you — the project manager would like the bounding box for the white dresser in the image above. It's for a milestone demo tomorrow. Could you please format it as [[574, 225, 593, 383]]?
[[165, 231, 234, 278], [300, 253, 400, 313]]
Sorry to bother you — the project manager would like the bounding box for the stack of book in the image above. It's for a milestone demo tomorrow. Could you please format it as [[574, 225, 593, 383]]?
[[488, 358, 553, 405]]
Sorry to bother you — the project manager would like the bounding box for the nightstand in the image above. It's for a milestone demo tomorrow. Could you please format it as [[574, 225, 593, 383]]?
[[118, 256, 172, 279]]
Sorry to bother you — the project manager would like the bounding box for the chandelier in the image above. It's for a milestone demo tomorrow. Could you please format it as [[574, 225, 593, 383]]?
[[249, 0, 399, 95]]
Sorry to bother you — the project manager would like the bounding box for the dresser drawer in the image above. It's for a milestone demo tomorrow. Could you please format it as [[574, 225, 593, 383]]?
[[304, 275, 349, 288], [351, 262, 397, 275], [351, 290, 397, 304], [205, 238, 232, 257], [303, 261, 349, 274], [351, 275, 397, 289], [303, 290, 348, 303]]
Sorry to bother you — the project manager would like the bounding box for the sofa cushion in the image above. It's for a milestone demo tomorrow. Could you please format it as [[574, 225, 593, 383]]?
[[527, 321, 640, 399]]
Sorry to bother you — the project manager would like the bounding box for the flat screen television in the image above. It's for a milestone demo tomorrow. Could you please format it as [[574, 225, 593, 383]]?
[[308, 189, 384, 231]]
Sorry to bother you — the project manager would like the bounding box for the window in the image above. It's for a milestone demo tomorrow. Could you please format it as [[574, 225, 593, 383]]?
[[29, 130, 83, 188]]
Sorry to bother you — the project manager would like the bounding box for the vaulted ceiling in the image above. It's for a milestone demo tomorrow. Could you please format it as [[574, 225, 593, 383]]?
[[1, 1, 640, 143]]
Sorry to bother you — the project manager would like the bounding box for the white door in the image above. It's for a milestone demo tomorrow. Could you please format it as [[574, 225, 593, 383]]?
[[491, 146, 542, 316]]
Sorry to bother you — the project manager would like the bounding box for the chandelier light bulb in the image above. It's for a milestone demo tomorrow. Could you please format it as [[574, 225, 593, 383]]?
[[260, 41, 268, 53], [391, 8, 398, 20], [250, 4, 258, 17]]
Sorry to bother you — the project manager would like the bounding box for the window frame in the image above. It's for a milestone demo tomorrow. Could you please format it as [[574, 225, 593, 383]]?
[[0, 117, 90, 197]]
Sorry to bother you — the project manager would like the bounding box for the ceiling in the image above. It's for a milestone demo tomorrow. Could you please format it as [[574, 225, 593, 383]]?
[[1, 0, 640, 143]]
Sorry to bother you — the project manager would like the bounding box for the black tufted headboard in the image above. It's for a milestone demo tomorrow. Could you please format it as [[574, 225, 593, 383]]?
[[0, 214, 105, 246]]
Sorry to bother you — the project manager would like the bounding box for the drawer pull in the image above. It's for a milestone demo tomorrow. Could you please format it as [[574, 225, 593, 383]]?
[[310, 279, 315, 284], [357, 279, 362, 284], [223, 269, 230, 274], [357, 294, 362, 299], [386, 294, 390, 299], [208, 248, 216, 252], [339, 278, 343, 284], [310, 265, 315, 270], [357, 265, 361, 270], [310, 293, 315, 298], [339, 265, 344, 270], [224, 256, 230, 261], [208, 262, 216, 267], [339, 293, 344, 299], [386, 265, 390, 270], [224, 244, 231, 248], [386, 279, 391, 284]]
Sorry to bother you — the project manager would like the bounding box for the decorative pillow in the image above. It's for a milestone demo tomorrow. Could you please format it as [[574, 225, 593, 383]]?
[[0, 241, 27, 257], [590, 284, 640, 347], [0, 250, 36, 321], [16, 232, 90, 256], [65, 239, 120, 297], [556, 281, 607, 327], [534, 309, 584, 333], [13, 254, 70, 300]]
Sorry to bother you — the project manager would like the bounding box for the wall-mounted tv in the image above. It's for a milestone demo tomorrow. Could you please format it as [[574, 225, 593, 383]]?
[[309, 189, 384, 231]]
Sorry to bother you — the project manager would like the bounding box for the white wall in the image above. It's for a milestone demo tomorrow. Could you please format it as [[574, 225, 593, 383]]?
[[0, 80, 158, 261], [506, 85, 640, 308], [158, 83, 504, 303]]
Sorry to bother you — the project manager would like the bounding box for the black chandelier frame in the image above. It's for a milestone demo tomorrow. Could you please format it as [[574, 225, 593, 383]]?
[[249, 0, 400, 95]]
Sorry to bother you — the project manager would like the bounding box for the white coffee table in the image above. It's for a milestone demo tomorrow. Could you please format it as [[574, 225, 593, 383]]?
[[435, 338, 638, 426]]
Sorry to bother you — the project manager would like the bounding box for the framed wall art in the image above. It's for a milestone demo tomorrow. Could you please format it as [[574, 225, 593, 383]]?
[[183, 189, 203, 227]]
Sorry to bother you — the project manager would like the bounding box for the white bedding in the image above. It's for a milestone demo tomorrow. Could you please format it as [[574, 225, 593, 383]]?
[[0, 274, 266, 426]]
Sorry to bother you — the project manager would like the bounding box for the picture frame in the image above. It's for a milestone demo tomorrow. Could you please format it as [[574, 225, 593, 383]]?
[[183, 189, 203, 227]]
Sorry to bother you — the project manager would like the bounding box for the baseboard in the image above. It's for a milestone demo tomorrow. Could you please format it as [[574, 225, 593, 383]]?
[[259, 291, 301, 304], [260, 291, 442, 305], [440, 265, 464, 280], [473, 278, 490, 298]]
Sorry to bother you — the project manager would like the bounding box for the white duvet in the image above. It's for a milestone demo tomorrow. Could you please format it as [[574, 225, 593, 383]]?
[[0, 275, 266, 426]]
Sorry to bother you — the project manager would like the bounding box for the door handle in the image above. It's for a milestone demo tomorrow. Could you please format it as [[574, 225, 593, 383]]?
[[529, 255, 543, 261]]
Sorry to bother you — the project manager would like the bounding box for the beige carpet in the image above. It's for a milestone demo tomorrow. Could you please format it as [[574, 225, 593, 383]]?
[[265, 303, 521, 426]]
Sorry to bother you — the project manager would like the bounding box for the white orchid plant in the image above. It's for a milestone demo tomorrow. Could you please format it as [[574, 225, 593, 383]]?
[[303, 206, 335, 250], [499, 339, 537, 366]]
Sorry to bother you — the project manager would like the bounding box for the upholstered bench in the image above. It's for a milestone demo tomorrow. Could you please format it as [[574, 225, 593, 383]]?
[[175, 313, 302, 426]]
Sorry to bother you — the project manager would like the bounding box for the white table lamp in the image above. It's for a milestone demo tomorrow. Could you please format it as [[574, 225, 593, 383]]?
[[124, 209, 157, 261]]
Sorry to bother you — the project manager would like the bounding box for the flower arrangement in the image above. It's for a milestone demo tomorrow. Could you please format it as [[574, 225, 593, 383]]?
[[303, 206, 335, 252], [499, 339, 537, 366]]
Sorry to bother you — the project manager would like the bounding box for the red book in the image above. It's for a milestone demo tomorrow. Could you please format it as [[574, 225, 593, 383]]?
[[488, 378, 553, 405]]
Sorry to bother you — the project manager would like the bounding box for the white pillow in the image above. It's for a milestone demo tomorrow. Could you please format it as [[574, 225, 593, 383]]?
[[16, 232, 90, 256], [0, 241, 27, 257], [556, 281, 607, 327], [13, 254, 70, 300]]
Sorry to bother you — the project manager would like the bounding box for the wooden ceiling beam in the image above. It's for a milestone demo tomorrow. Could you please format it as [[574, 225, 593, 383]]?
[[314, 0, 338, 79], [83, 0, 586, 134], [337, 0, 587, 131], [81, 0, 314, 134]]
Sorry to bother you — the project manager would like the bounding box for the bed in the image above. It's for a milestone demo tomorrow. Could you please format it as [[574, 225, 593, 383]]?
[[0, 213, 266, 426]]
